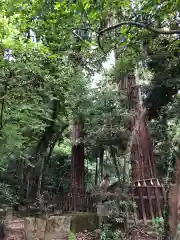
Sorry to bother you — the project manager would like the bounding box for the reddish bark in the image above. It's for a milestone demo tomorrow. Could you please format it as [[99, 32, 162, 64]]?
[[131, 117, 156, 181], [120, 73, 157, 181]]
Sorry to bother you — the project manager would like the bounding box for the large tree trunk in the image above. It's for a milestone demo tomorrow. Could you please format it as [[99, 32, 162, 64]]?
[[117, 69, 162, 227], [71, 120, 85, 193], [118, 73, 157, 181]]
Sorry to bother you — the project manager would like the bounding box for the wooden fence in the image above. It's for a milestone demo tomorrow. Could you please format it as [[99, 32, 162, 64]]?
[[128, 178, 165, 225], [16, 179, 165, 225], [21, 192, 97, 215], [45, 180, 165, 225], [49, 192, 96, 213]]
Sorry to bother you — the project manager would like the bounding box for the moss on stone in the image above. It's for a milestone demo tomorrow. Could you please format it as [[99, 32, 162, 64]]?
[[70, 212, 98, 233]]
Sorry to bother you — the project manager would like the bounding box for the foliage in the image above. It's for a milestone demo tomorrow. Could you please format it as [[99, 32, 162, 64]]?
[[106, 198, 135, 224], [0, 5, 180, 240], [100, 224, 120, 240], [153, 217, 164, 234], [149, 95, 180, 181], [85, 83, 128, 148], [68, 231, 76, 240], [0, 183, 18, 206]]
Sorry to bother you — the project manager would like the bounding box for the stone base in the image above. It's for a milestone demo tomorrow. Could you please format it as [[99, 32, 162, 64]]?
[[5, 212, 98, 239]]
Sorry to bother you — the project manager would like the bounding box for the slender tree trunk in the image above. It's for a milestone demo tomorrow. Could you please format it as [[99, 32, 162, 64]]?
[[0, 81, 7, 130], [110, 146, 121, 183], [86, 156, 89, 188], [99, 148, 104, 180], [19, 159, 25, 199], [161, 113, 172, 240], [36, 156, 45, 199], [163, 184, 170, 240], [42, 124, 68, 191], [122, 155, 127, 191], [95, 157, 98, 185], [42, 135, 58, 188], [167, 159, 180, 239], [25, 172, 31, 199]]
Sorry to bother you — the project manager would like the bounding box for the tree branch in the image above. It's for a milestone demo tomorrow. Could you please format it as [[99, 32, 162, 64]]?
[[98, 21, 180, 50]]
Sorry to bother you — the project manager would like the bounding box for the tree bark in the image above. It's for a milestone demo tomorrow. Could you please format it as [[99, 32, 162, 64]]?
[[163, 184, 170, 240], [95, 157, 98, 185], [110, 146, 121, 183], [99, 148, 104, 180], [122, 155, 127, 192], [168, 159, 180, 239], [71, 120, 85, 193], [36, 155, 45, 199]]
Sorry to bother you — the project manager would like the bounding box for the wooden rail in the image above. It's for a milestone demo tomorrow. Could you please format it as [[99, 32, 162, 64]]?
[[127, 179, 165, 225], [22, 192, 97, 214], [16, 179, 165, 226]]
